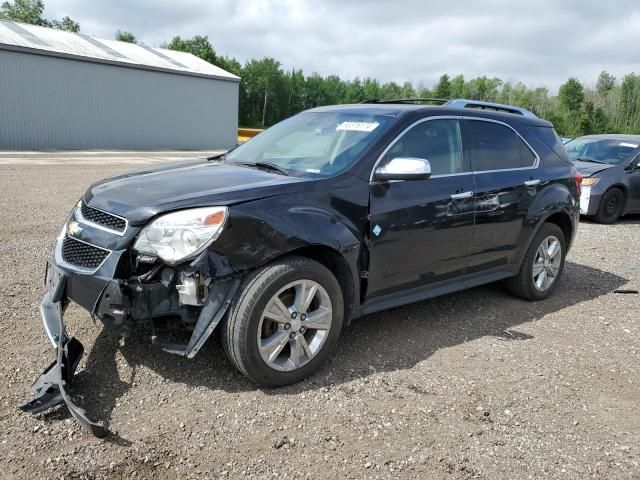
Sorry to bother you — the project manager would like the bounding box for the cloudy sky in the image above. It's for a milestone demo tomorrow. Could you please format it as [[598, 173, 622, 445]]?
[[44, 0, 640, 91]]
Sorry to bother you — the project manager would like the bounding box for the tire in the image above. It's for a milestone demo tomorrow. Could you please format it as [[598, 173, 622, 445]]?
[[506, 223, 566, 301], [222, 256, 344, 387], [594, 188, 624, 224]]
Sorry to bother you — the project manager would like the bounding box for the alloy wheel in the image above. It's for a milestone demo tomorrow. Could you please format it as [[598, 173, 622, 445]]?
[[532, 235, 562, 291], [257, 279, 333, 371]]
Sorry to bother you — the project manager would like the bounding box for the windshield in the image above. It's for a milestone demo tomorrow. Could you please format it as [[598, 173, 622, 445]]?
[[225, 112, 393, 177], [565, 138, 638, 165]]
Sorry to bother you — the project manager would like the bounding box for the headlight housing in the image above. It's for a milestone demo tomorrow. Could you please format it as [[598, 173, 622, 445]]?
[[581, 177, 600, 186], [133, 207, 228, 264]]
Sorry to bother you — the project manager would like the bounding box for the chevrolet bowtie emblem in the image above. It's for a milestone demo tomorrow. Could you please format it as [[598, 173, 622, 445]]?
[[67, 220, 83, 236]]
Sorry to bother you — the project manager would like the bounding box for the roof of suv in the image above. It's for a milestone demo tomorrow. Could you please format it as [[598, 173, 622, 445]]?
[[309, 103, 553, 127]]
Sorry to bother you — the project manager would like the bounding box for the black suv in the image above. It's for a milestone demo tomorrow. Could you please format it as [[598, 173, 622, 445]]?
[[23, 99, 579, 436]]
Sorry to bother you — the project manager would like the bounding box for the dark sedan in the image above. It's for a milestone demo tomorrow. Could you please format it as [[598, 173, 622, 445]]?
[[567, 135, 640, 223]]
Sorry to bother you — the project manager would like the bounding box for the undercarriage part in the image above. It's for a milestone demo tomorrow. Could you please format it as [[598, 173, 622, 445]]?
[[176, 271, 204, 306], [94, 280, 133, 337]]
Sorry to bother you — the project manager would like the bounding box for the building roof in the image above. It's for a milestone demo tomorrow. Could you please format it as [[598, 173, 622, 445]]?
[[0, 20, 240, 82]]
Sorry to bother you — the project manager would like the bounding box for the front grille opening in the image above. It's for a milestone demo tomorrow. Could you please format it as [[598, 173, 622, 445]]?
[[61, 235, 110, 270], [80, 202, 126, 232]]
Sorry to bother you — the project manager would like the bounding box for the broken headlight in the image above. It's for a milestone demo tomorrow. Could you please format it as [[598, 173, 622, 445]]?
[[133, 207, 228, 264]]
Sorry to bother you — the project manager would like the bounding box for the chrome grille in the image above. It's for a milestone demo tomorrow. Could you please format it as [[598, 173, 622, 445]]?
[[61, 235, 110, 270], [80, 202, 126, 233]]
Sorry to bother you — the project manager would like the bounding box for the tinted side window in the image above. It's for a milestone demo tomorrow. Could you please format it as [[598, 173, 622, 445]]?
[[518, 137, 537, 167], [466, 120, 521, 171], [530, 126, 571, 163], [384, 119, 466, 175]]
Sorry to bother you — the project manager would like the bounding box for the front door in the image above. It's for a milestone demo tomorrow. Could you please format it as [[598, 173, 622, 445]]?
[[366, 118, 475, 301]]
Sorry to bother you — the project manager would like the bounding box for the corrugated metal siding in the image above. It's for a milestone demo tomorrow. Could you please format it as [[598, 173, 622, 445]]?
[[0, 20, 240, 82], [0, 49, 239, 150]]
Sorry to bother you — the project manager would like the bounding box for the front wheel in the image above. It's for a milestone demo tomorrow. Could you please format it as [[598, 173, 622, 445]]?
[[594, 188, 624, 224], [222, 256, 344, 387], [506, 223, 566, 301]]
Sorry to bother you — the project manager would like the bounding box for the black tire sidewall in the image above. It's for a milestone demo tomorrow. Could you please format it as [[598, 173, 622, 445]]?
[[596, 189, 624, 224], [230, 257, 344, 387]]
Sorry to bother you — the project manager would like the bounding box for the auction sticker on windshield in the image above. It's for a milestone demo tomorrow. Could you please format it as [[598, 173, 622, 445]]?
[[336, 121, 379, 132], [620, 142, 638, 148]]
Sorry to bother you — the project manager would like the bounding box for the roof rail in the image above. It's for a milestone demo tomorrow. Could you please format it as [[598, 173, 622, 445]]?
[[360, 98, 448, 105], [445, 99, 537, 118]]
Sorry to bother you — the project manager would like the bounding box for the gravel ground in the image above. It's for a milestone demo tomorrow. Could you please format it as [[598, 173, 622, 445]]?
[[0, 156, 639, 479]]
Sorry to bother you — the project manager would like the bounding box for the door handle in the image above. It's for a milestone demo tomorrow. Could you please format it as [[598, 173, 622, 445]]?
[[450, 191, 474, 200], [524, 179, 541, 187]]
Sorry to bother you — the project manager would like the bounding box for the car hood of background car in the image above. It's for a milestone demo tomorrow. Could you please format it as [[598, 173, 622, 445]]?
[[573, 160, 616, 177], [84, 159, 315, 224]]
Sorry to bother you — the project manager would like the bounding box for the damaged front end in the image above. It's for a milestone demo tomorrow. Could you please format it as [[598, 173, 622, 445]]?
[[21, 201, 241, 436]]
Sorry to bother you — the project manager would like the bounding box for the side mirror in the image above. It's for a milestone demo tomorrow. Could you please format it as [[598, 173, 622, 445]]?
[[374, 157, 432, 181]]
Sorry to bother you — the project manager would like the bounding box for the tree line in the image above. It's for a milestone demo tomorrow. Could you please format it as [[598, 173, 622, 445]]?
[[3, 0, 640, 136]]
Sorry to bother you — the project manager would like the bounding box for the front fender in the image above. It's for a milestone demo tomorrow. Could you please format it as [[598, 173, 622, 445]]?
[[208, 191, 366, 302]]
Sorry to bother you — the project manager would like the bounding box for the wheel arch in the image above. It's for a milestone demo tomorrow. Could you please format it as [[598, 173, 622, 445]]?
[[517, 205, 577, 271], [543, 211, 574, 248], [273, 245, 357, 325]]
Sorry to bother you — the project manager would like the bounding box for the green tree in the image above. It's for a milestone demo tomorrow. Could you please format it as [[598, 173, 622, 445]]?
[[361, 78, 381, 101], [0, 0, 79, 31], [449, 75, 468, 99], [115, 30, 137, 43], [596, 71, 616, 97], [579, 101, 595, 135], [620, 73, 640, 132], [242, 58, 284, 126], [559, 78, 584, 112], [399, 81, 416, 99], [0, 0, 46, 25], [592, 106, 609, 133], [467, 76, 502, 101], [434, 74, 451, 98], [51, 15, 79, 32], [167, 35, 217, 65], [380, 81, 402, 100]]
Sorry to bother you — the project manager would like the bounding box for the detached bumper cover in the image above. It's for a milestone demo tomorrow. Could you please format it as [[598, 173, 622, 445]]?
[[20, 257, 241, 437], [20, 291, 109, 438]]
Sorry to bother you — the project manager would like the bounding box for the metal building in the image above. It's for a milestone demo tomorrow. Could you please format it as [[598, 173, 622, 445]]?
[[0, 20, 240, 150]]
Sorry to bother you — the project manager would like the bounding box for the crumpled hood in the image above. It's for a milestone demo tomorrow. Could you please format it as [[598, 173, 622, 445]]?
[[574, 160, 615, 177], [84, 159, 314, 224]]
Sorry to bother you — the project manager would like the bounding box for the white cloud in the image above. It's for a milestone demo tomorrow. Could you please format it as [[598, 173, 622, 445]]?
[[43, 0, 640, 91]]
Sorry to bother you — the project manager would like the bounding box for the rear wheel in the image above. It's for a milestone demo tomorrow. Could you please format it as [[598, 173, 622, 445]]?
[[506, 223, 566, 301], [594, 188, 624, 224], [222, 256, 343, 387]]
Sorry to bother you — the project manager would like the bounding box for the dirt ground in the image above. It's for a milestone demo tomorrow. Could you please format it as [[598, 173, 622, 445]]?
[[0, 154, 638, 479]]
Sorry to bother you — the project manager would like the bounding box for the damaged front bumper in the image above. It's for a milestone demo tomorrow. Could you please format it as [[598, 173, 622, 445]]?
[[21, 250, 241, 437], [20, 260, 108, 436]]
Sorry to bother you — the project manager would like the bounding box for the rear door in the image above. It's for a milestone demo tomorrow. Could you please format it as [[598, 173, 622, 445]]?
[[463, 118, 540, 274], [366, 117, 476, 300]]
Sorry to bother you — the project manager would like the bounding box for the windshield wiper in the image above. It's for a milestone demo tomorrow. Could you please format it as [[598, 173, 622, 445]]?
[[234, 161, 290, 175], [207, 151, 229, 162], [575, 157, 608, 164]]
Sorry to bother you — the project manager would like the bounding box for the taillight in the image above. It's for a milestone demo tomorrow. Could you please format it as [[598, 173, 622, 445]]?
[[575, 170, 582, 197]]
